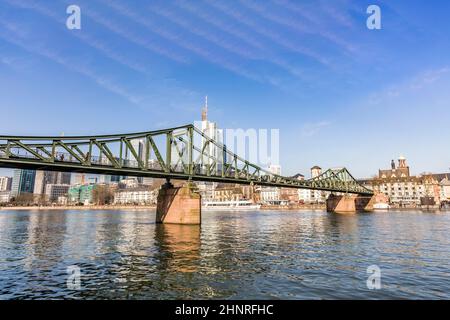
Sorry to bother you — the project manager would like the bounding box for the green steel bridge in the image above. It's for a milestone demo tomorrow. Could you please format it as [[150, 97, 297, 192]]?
[[0, 124, 373, 195]]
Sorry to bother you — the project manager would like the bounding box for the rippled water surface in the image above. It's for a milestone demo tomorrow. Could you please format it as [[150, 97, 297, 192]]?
[[0, 209, 449, 299]]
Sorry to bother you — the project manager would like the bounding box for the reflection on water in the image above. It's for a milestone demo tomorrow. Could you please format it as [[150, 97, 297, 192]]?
[[0, 209, 449, 299], [155, 224, 201, 273]]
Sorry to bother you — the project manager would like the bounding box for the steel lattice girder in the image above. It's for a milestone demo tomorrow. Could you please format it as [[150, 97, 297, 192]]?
[[0, 124, 373, 195]]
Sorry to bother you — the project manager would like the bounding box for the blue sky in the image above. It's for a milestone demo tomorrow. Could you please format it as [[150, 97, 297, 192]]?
[[1, 0, 450, 178]]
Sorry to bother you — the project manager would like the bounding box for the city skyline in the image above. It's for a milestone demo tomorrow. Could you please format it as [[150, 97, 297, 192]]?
[[1, 0, 450, 178]]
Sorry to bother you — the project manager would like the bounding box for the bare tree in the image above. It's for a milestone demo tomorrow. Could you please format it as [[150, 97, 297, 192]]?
[[92, 185, 114, 205], [11, 193, 35, 206]]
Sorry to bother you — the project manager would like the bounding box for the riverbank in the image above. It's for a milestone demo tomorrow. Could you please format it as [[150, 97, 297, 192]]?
[[261, 204, 326, 210], [0, 205, 156, 211], [2, 204, 447, 212]]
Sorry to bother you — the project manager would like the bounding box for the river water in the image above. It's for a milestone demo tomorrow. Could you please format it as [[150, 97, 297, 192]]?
[[0, 209, 449, 299]]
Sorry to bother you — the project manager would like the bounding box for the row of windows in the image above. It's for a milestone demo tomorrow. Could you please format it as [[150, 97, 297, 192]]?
[[384, 192, 425, 197], [383, 187, 424, 191]]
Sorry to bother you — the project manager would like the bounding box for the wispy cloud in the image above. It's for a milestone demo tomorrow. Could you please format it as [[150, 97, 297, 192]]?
[[410, 67, 450, 89], [0, 55, 29, 70], [79, 5, 189, 64], [2, 0, 208, 116], [368, 66, 450, 105], [203, 0, 330, 66], [99, 0, 265, 83], [240, 0, 312, 33], [301, 121, 331, 137], [149, 4, 260, 60], [176, 0, 265, 51], [4, 0, 149, 74], [274, 0, 355, 29], [272, 0, 323, 26], [175, 0, 307, 79], [241, 0, 356, 53], [0, 19, 142, 104], [319, 0, 355, 29]]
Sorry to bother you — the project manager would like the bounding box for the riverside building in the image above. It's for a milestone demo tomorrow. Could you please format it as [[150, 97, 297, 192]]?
[[0, 191, 11, 203], [11, 169, 36, 196], [0, 176, 12, 191], [364, 156, 448, 207], [34, 171, 71, 199], [113, 187, 157, 205], [68, 184, 95, 205], [45, 184, 70, 202], [297, 166, 328, 204], [440, 177, 450, 202]]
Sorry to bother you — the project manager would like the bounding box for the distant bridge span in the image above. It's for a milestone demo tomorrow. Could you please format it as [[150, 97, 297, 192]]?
[[0, 124, 373, 196]]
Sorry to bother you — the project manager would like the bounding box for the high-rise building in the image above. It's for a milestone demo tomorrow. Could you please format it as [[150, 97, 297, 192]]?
[[58, 172, 71, 185], [34, 171, 71, 196], [99, 175, 127, 185], [196, 97, 222, 201], [127, 139, 146, 163], [110, 175, 122, 183], [71, 173, 86, 185], [199, 96, 223, 171], [124, 139, 147, 183], [33, 170, 46, 195], [11, 169, 36, 196], [0, 176, 12, 191], [99, 175, 111, 184]]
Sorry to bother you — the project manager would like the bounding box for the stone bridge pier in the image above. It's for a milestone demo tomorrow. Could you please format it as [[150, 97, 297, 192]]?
[[326, 193, 375, 213], [156, 179, 202, 225]]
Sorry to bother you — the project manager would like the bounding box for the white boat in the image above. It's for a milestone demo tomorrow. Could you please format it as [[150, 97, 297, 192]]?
[[202, 200, 261, 211], [373, 203, 390, 210]]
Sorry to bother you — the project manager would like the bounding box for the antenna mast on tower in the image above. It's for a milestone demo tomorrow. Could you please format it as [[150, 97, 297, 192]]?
[[202, 95, 208, 121]]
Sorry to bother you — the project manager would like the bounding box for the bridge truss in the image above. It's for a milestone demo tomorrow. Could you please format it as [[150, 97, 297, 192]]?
[[0, 124, 372, 195]]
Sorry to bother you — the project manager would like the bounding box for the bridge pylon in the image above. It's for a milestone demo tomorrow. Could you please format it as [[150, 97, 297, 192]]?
[[326, 193, 375, 213], [156, 181, 202, 225]]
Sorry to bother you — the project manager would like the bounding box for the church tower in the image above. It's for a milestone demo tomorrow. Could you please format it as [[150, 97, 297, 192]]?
[[398, 155, 407, 168]]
